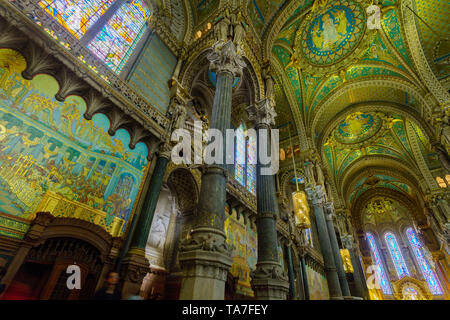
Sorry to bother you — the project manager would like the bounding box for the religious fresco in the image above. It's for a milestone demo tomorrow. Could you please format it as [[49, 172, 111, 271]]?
[[300, 1, 365, 66], [0, 51, 148, 236], [224, 206, 257, 297], [306, 265, 330, 300], [362, 197, 408, 227], [334, 112, 382, 144], [323, 113, 438, 183]]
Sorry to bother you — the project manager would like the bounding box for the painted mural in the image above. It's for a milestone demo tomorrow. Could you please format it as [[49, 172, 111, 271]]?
[[224, 205, 257, 297], [306, 265, 330, 300], [335, 112, 382, 144], [300, 1, 365, 65], [0, 50, 148, 236]]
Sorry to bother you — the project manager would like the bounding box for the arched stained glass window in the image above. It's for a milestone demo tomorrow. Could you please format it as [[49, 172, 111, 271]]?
[[39, 0, 114, 39], [406, 227, 443, 295], [246, 135, 256, 194], [403, 286, 420, 300], [385, 233, 409, 279], [235, 124, 246, 185], [366, 233, 392, 294], [39, 0, 151, 74], [87, 0, 150, 73]]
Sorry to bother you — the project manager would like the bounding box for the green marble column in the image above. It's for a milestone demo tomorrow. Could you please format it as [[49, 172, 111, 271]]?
[[120, 144, 171, 298], [342, 235, 367, 299], [130, 152, 170, 250], [305, 185, 343, 299], [300, 255, 310, 300], [178, 40, 244, 300], [247, 98, 289, 300], [324, 202, 351, 297], [285, 244, 297, 299]]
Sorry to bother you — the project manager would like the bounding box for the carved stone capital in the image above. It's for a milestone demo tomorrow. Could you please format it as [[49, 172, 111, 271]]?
[[341, 234, 355, 250], [207, 40, 246, 78], [246, 98, 277, 127], [157, 142, 172, 160], [179, 227, 233, 256], [250, 261, 289, 300], [305, 185, 326, 206]]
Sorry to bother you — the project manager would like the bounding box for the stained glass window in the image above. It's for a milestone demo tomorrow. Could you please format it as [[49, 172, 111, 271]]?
[[406, 228, 443, 295], [385, 233, 409, 279], [87, 0, 150, 73], [305, 228, 313, 247], [366, 233, 392, 294], [246, 135, 256, 194], [235, 124, 246, 186], [403, 286, 420, 300], [39, 0, 114, 39]]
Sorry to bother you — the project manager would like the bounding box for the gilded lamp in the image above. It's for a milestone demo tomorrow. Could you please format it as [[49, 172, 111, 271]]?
[[292, 190, 311, 229]]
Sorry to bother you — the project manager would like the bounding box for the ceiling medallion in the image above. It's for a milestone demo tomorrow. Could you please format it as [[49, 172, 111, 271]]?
[[334, 112, 382, 144], [289, 0, 375, 75]]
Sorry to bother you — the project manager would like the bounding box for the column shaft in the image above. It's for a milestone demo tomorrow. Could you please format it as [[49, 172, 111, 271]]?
[[130, 154, 170, 250], [325, 209, 351, 296], [247, 99, 288, 300], [300, 255, 310, 300], [306, 186, 343, 299], [349, 248, 366, 299], [285, 245, 297, 299]]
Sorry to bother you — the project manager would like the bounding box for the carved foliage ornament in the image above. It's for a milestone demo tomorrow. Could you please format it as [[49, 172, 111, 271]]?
[[207, 40, 246, 78]]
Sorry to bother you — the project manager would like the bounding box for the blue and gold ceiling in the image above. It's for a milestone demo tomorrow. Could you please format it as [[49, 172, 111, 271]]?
[[412, 0, 450, 80], [322, 111, 438, 184], [271, 0, 417, 129]]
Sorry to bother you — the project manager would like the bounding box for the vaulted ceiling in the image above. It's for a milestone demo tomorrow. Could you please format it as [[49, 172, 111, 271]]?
[[178, 0, 447, 207]]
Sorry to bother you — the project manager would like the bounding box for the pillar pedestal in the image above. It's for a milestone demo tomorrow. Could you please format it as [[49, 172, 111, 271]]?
[[251, 261, 290, 300], [119, 248, 150, 299], [178, 243, 232, 299]]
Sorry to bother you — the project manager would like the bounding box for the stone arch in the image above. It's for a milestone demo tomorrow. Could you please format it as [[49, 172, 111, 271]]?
[[351, 188, 423, 235], [166, 167, 199, 214], [317, 101, 436, 155], [341, 157, 425, 206], [310, 77, 431, 143], [180, 47, 261, 106], [40, 217, 113, 260]]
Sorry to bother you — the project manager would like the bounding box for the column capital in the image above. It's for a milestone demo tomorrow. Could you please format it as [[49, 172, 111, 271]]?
[[305, 185, 326, 206], [246, 98, 277, 127], [157, 142, 172, 160], [207, 40, 246, 78], [341, 234, 355, 250]]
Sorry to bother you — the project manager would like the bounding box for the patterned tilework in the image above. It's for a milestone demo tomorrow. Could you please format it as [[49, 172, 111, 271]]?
[[382, 9, 412, 65], [413, 0, 450, 79], [127, 35, 177, 113], [0, 213, 30, 240]]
